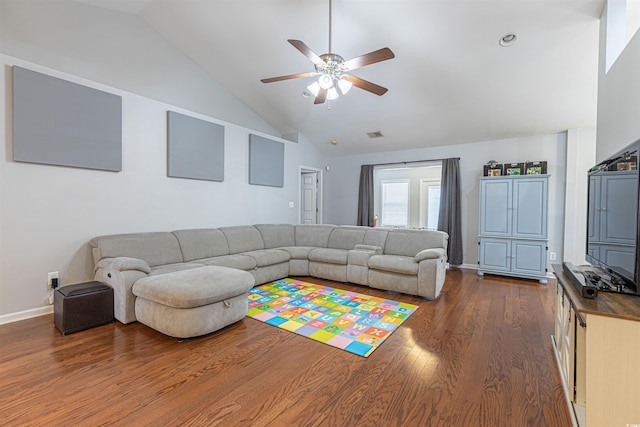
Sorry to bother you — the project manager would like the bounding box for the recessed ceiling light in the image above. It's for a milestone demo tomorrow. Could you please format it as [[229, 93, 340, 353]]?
[[330, 139, 337, 145], [302, 91, 312, 98], [499, 33, 517, 47]]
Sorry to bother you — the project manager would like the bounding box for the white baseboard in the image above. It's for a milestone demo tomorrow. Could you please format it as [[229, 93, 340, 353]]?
[[450, 263, 555, 280], [0, 305, 53, 325], [451, 263, 479, 271]]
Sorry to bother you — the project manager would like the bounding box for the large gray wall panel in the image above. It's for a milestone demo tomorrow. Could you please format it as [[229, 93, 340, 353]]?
[[249, 134, 284, 187], [167, 111, 225, 182], [12, 66, 122, 171]]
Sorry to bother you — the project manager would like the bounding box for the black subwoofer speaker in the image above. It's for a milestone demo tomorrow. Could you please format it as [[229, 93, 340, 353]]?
[[54, 281, 114, 335]]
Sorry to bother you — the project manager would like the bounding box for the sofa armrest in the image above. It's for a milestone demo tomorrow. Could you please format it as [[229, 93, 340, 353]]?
[[415, 248, 446, 262], [94, 257, 150, 324], [348, 245, 382, 268], [95, 257, 151, 274], [353, 244, 383, 254]]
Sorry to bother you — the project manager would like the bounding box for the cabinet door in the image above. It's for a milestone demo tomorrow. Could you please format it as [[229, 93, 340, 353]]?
[[511, 240, 547, 276], [479, 179, 512, 236], [478, 238, 511, 272], [512, 178, 548, 239]]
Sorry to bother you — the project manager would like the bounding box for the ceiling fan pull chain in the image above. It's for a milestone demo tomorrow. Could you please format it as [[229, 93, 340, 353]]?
[[328, 0, 332, 54]]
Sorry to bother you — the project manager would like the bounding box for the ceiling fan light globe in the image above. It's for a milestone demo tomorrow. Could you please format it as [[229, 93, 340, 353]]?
[[307, 82, 321, 97], [327, 87, 339, 100], [338, 78, 352, 95], [318, 74, 334, 89]]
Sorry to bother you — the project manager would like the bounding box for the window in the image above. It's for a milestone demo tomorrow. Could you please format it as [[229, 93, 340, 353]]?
[[420, 180, 441, 229], [373, 164, 442, 228], [381, 179, 409, 226], [606, 0, 640, 72]]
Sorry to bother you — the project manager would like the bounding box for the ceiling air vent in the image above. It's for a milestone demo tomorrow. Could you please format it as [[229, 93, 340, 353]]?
[[366, 131, 384, 139]]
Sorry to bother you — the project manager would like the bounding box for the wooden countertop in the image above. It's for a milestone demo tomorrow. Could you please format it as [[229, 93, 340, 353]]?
[[553, 264, 640, 325]]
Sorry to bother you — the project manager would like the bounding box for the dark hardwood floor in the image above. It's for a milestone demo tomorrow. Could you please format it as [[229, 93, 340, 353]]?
[[0, 269, 571, 426]]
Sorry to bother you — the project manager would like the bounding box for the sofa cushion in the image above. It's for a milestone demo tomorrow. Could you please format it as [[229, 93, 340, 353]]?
[[384, 229, 448, 257], [279, 246, 315, 260], [308, 248, 348, 265], [363, 228, 389, 249], [149, 262, 206, 276], [243, 249, 290, 267], [220, 226, 265, 254], [132, 266, 254, 309], [368, 254, 419, 275], [90, 232, 183, 267], [199, 254, 257, 270], [172, 229, 230, 262], [295, 224, 334, 247], [327, 226, 367, 250], [254, 224, 295, 248]]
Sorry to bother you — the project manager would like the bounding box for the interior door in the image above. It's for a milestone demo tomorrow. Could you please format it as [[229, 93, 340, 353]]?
[[301, 172, 317, 224]]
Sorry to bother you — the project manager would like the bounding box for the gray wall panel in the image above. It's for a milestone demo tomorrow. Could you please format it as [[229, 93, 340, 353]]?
[[167, 111, 224, 182], [12, 66, 122, 171], [249, 134, 284, 187]]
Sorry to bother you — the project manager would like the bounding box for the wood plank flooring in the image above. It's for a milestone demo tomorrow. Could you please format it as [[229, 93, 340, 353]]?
[[0, 269, 572, 426]]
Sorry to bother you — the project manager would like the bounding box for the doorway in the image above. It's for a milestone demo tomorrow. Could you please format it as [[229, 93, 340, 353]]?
[[299, 166, 322, 224]]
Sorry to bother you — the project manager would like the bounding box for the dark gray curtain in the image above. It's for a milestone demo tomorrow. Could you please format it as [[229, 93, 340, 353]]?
[[438, 158, 463, 265], [357, 165, 375, 226]]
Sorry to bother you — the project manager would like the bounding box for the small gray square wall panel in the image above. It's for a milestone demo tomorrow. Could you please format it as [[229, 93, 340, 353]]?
[[249, 134, 284, 187], [167, 111, 225, 182]]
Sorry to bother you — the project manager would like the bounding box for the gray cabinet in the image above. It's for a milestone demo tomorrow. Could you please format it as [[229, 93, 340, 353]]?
[[478, 175, 549, 283]]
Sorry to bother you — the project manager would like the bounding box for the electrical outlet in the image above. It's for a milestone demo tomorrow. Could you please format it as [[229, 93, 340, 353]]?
[[549, 252, 557, 261], [47, 271, 59, 288], [288, 201, 295, 208]]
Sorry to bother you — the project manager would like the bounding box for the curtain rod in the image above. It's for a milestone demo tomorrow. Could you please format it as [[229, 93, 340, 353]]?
[[370, 157, 460, 167]]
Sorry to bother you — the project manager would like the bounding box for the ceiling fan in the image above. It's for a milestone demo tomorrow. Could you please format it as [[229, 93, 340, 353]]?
[[260, 0, 395, 105]]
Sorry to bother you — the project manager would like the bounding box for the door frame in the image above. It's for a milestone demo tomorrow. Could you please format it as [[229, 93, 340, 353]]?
[[299, 166, 323, 224]]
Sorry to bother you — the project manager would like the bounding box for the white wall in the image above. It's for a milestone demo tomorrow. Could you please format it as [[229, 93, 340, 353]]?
[[324, 133, 569, 270], [0, 0, 278, 136], [0, 1, 329, 319], [597, 2, 640, 161], [564, 128, 597, 265]]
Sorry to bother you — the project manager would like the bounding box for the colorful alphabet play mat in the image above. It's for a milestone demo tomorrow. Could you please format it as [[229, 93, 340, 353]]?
[[246, 278, 419, 357]]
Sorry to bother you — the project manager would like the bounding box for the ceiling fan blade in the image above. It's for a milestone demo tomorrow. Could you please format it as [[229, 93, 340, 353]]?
[[261, 72, 317, 84], [341, 74, 388, 96], [314, 88, 327, 104], [288, 39, 325, 66], [342, 47, 395, 71]]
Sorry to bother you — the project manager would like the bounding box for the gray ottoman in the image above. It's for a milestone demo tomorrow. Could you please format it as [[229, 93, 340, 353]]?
[[132, 266, 255, 338]]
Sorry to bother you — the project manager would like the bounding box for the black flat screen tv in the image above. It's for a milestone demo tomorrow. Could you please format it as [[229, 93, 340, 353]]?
[[585, 138, 640, 294]]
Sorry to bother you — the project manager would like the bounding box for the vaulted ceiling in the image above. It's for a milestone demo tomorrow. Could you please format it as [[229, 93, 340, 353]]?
[[73, 0, 605, 156]]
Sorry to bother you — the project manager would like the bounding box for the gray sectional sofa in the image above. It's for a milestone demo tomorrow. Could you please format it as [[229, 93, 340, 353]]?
[[90, 224, 448, 338]]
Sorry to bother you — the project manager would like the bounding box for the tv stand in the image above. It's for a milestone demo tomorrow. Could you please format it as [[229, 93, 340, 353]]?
[[552, 264, 640, 427]]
